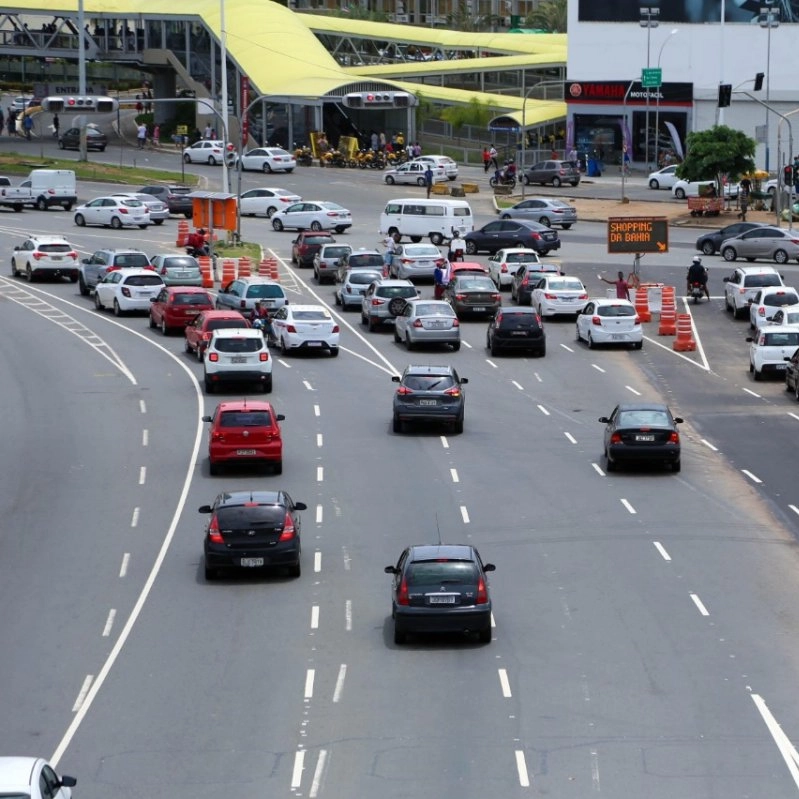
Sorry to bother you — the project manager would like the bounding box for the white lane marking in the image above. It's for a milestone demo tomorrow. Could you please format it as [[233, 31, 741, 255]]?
[[462, 340, 473, 349], [119, 553, 130, 578], [560, 343, 574, 352], [742, 469, 763, 484], [303, 379, 315, 391], [139, 400, 146, 414], [534, 372, 542, 382], [743, 387, 761, 398], [342, 547, 351, 570], [314, 551, 322, 572], [751, 693, 799, 791], [498, 668, 512, 698], [592, 363, 606, 373], [690, 592, 710, 616], [291, 750, 305, 789], [790, 505, 799, 517], [316, 504, 323, 524], [333, 665, 347, 703], [620, 498, 637, 515], [309, 749, 328, 799], [316, 466, 324, 482], [71, 676, 93, 712], [564, 432, 577, 444], [460, 505, 470, 524], [515, 750, 530, 787], [278, 358, 291, 368], [304, 669, 315, 699], [316, 433, 323, 447], [512, 380, 524, 390], [311, 605, 320, 629], [314, 404, 320, 417], [625, 385, 642, 396], [591, 750, 601, 792], [440, 435, 449, 448], [130, 507, 140, 528], [537, 404, 550, 416], [450, 468, 460, 483], [486, 359, 498, 369], [345, 599, 352, 631], [490, 612, 496, 628], [102, 609, 116, 637], [138, 466, 146, 485], [701, 439, 719, 451], [789, 413, 799, 422], [592, 463, 606, 476], [653, 541, 672, 561], [141, 429, 148, 447], [673, 306, 711, 370]]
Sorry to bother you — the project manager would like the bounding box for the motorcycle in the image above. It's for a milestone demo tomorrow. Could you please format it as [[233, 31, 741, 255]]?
[[489, 172, 517, 189], [689, 281, 705, 304]]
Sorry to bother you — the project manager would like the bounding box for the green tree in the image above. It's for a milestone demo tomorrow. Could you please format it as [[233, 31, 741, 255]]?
[[524, 0, 567, 32], [446, 2, 487, 31], [676, 125, 756, 193], [413, 91, 438, 139], [440, 98, 494, 142], [331, 4, 389, 22]]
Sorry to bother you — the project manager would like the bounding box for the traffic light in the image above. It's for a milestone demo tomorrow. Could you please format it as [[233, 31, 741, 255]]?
[[754, 72, 764, 91], [42, 96, 118, 113], [343, 91, 412, 109], [225, 143, 237, 167], [717, 84, 732, 108]]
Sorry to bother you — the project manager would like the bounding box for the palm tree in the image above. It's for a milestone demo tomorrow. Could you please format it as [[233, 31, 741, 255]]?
[[525, 0, 567, 32]]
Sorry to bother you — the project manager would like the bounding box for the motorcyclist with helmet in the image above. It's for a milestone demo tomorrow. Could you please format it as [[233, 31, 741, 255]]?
[[186, 228, 209, 257], [687, 255, 710, 300]]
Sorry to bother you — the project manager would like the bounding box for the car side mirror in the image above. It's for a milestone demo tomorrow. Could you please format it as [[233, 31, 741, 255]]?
[[198, 505, 212, 513], [384, 565, 397, 574], [150, 296, 157, 302], [60, 777, 77, 789], [460, 377, 469, 384], [82, 258, 90, 264], [785, 356, 793, 361], [294, 502, 308, 511], [598, 416, 610, 423], [276, 414, 286, 421], [483, 563, 496, 572], [745, 337, 754, 343], [391, 375, 400, 382], [201, 415, 213, 422], [722, 276, 731, 283], [674, 417, 684, 424], [13, 245, 19, 251]]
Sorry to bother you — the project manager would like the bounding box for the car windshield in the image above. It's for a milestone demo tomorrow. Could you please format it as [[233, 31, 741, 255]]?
[[207, 319, 248, 331], [348, 271, 381, 285], [125, 275, 163, 286], [505, 253, 537, 263], [403, 374, 456, 391], [293, 310, 330, 320], [780, 312, 799, 324], [456, 278, 494, 290], [120, 199, 144, 208], [214, 337, 262, 353], [163, 258, 199, 271], [379, 286, 418, 298], [174, 293, 211, 305], [617, 410, 672, 427], [764, 293, 799, 306], [216, 506, 284, 527], [406, 560, 478, 586], [414, 303, 454, 317], [763, 332, 799, 346], [114, 255, 149, 268], [405, 245, 440, 257], [744, 274, 782, 287], [323, 247, 351, 258], [219, 411, 272, 427], [247, 284, 284, 298], [320, 203, 346, 211], [598, 305, 635, 317], [302, 236, 332, 245], [349, 255, 383, 268], [547, 279, 584, 291], [37, 243, 72, 254]]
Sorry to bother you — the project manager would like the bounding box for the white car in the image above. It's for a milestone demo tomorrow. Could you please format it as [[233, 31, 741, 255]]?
[[204, 327, 272, 393], [239, 187, 302, 218], [531, 274, 589, 317], [238, 147, 296, 173], [11, 235, 79, 282], [389, 242, 445, 280], [313, 243, 353, 285], [647, 164, 679, 190], [94, 268, 165, 315], [672, 179, 739, 199], [748, 325, 799, 380], [487, 248, 541, 290], [271, 201, 352, 233], [0, 757, 76, 799], [384, 161, 447, 186], [74, 196, 151, 229], [576, 298, 643, 349], [111, 192, 169, 224], [768, 304, 799, 326], [748, 286, 799, 330], [182, 139, 225, 164], [270, 304, 340, 356], [723, 265, 786, 318], [412, 155, 459, 180]]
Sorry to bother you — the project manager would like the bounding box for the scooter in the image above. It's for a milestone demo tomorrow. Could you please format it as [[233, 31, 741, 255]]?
[[489, 172, 516, 189], [689, 281, 705, 304]]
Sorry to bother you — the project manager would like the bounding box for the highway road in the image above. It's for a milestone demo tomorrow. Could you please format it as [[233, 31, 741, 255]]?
[[2, 147, 799, 799]]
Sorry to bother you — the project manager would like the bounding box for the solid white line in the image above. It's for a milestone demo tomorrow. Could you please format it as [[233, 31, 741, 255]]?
[[537, 404, 550, 416], [316, 433, 323, 447], [314, 551, 322, 572], [591, 750, 601, 792], [486, 359, 498, 369], [71, 676, 93, 712], [462, 340, 473, 349], [291, 750, 305, 789], [317, 466, 324, 482], [490, 612, 496, 628], [278, 358, 291, 368], [119, 553, 130, 578], [138, 466, 146, 485], [592, 363, 605, 373], [564, 432, 577, 444], [345, 599, 352, 631], [450, 468, 459, 483], [309, 750, 328, 799], [701, 439, 719, 451], [653, 541, 672, 561], [316, 504, 323, 524], [314, 404, 320, 417], [620, 498, 637, 514], [534, 372, 542, 382], [102, 609, 116, 637], [789, 505, 799, 517], [498, 668, 512, 698], [515, 750, 530, 787], [742, 469, 762, 484], [304, 669, 315, 699], [139, 400, 146, 414], [440, 435, 449, 448], [460, 505, 470, 524], [743, 387, 761, 398], [311, 605, 320, 629], [690, 592, 710, 616], [303, 379, 314, 391], [625, 385, 642, 396], [333, 665, 347, 703], [592, 463, 605, 476], [789, 412, 799, 422], [560, 343, 574, 352], [751, 693, 799, 790], [130, 507, 139, 528], [141, 429, 148, 447]]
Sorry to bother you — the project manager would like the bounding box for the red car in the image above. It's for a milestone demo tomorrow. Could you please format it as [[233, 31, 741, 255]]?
[[149, 286, 214, 334], [291, 230, 334, 268], [202, 400, 284, 475], [184, 310, 250, 361]]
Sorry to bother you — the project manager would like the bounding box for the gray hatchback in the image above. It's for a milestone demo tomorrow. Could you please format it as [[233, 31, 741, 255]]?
[[523, 160, 581, 187], [500, 198, 577, 229]]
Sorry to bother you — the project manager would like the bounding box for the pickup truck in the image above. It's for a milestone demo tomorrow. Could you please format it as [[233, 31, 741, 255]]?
[[0, 176, 29, 212]]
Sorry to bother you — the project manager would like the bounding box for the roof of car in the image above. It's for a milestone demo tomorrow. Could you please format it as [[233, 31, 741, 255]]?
[[0, 756, 39, 787], [237, 276, 283, 285], [163, 286, 209, 293], [375, 278, 415, 286], [348, 249, 382, 256], [404, 364, 457, 375], [213, 400, 276, 412], [408, 544, 476, 561], [501, 306, 538, 314], [118, 268, 162, 277], [593, 297, 635, 306], [215, 490, 283, 506], [615, 402, 672, 412], [733, 265, 781, 274], [197, 310, 248, 320], [287, 304, 330, 313], [25, 235, 71, 243], [210, 327, 263, 338]]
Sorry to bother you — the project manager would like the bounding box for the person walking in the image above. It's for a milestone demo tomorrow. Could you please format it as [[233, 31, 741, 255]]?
[[433, 261, 447, 300], [599, 270, 631, 301], [22, 113, 33, 141], [136, 121, 147, 149], [382, 232, 397, 277], [738, 178, 751, 221], [152, 124, 160, 147], [489, 145, 498, 170], [52, 112, 59, 138], [482, 146, 491, 173], [424, 165, 434, 198]]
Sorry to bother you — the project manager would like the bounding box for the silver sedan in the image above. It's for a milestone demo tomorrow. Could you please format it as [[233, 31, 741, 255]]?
[[389, 243, 446, 280], [721, 226, 799, 265], [499, 198, 577, 229], [393, 299, 460, 350]]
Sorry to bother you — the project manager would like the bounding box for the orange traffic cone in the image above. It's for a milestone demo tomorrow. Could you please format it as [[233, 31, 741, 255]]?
[[221, 259, 236, 286], [673, 313, 697, 351], [658, 286, 677, 336], [198, 256, 214, 288], [238, 256, 251, 278], [633, 285, 651, 323], [175, 219, 189, 246]]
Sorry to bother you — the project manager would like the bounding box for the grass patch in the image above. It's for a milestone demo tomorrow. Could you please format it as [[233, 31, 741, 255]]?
[[213, 241, 262, 261]]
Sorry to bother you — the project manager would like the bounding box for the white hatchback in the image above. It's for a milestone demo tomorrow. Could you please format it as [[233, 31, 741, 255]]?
[[647, 164, 679, 190], [93, 268, 165, 315], [0, 757, 76, 799], [271, 304, 340, 356], [531, 275, 589, 317], [487, 248, 541, 289], [576, 298, 643, 349], [748, 325, 799, 380], [748, 286, 799, 330], [204, 327, 272, 393], [412, 155, 459, 180]]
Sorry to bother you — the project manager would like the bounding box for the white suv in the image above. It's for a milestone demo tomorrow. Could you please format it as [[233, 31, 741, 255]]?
[[723, 265, 785, 319], [747, 325, 799, 381], [361, 278, 420, 331], [748, 286, 799, 330], [204, 328, 272, 393], [487, 248, 541, 290], [10, 236, 79, 282]]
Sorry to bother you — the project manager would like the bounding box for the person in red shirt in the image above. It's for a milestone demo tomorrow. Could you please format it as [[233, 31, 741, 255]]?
[[599, 270, 630, 301], [186, 228, 209, 256]]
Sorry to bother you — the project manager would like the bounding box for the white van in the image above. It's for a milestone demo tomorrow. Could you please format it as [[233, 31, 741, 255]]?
[[20, 169, 77, 211], [379, 198, 474, 245]]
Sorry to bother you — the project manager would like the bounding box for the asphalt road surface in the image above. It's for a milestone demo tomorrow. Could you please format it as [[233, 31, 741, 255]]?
[[2, 148, 799, 799]]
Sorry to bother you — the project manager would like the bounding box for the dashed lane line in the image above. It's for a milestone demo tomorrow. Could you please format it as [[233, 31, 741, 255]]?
[[653, 541, 672, 561], [690, 592, 710, 616]]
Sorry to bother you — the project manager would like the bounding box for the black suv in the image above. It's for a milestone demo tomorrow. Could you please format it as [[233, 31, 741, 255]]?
[[200, 490, 307, 580], [486, 307, 546, 356], [384, 544, 496, 644], [139, 185, 194, 218], [391, 364, 467, 434], [78, 249, 152, 295]]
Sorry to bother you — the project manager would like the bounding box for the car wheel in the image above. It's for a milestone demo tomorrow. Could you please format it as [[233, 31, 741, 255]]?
[[722, 247, 737, 262], [112, 299, 122, 316], [153, 219, 164, 226], [453, 415, 464, 434], [649, 179, 659, 189], [539, 216, 551, 227], [78, 275, 89, 296], [561, 224, 572, 230], [552, 177, 562, 187], [430, 232, 444, 245], [149, 313, 157, 329], [405, 333, 414, 350], [288, 561, 301, 578], [334, 292, 341, 306], [266, 207, 276, 218], [263, 162, 273, 173], [451, 341, 461, 351], [479, 627, 492, 644], [183, 154, 191, 163], [209, 460, 220, 476], [465, 241, 477, 255], [35, 197, 48, 212], [10, 260, 18, 277], [724, 294, 733, 312], [490, 340, 499, 357], [774, 249, 789, 265], [207, 156, 217, 165], [94, 292, 104, 310], [184, 337, 192, 354], [368, 316, 378, 332], [58, 140, 66, 150], [671, 459, 681, 473], [587, 332, 595, 349], [310, 220, 322, 231], [385, 175, 396, 185], [110, 216, 122, 230], [160, 318, 169, 335], [753, 367, 761, 381], [204, 561, 217, 580], [26, 266, 33, 282], [416, 177, 426, 186], [393, 327, 401, 342], [605, 450, 616, 471], [632, 340, 643, 350], [204, 375, 214, 393], [274, 459, 283, 475], [330, 347, 339, 357], [522, 175, 530, 186], [701, 241, 715, 255], [393, 414, 402, 434], [272, 218, 284, 231], [795, 381, 799, 402], [75, 213, 85, 227], [281, 337, 289, 356], [675, 188, 686, 199], [393, 624, 406, 645], [197, 345, 204, 363], [264, 375, 273, 393]]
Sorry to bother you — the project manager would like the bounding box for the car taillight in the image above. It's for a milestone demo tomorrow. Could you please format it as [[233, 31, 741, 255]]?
[[476, 578, 488, 604], [758, 307, 765, 316], [279, 512, 296, 541], [610, 432, 622, 443], [67, 251, 77, 259], [397, 578, 410, 605], [496, 313, 503, 324], [544, 292, 558, 299], [634, 314, 641, 324], [592, 315, 602, 325], [738, 288, 746, 294], [435, 258, 446, 266], [202, 331, 212, 341], [286, 324, 297, 333], [160, 267, 168, 275], [401, 258, 412, 264], [345, 284, 352, 292], [413, 318, 423, 327], [332, 325, 340, 333], [280, 197, 292, 203], [669, 431, 680, 444], [455, 293, 466, 300], [530, 232, 541, 240], [452, 318, 459, 327], [492, 293, 501, 301], [578, 293, 588, 300], [33, 252, 44, 260], [501, 263, 508, 273], [119, 207, 128, 214], [326, 212, 338, 217], [444, 387, 461, 397], [121, 287, 131, 297], [371, 298, 385, 305], [208, 352, 219, 361], [259, 352, 269, 361], [207, 516, 223, 544], [396, 386, 413, 395], [522, 278, 529, 286]]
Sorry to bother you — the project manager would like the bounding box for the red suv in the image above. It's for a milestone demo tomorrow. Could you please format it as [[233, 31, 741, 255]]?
[[291, 231, 334, 268], [149, 287, 214, 334], [184, 310, 250, 360], [202, 400, 285, 475]]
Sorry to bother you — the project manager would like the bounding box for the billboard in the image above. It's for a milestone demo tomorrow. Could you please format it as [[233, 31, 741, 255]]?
[[578, 0, 799, 23]]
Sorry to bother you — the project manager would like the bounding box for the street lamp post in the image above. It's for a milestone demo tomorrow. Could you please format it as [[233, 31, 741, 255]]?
[[759, 0, 779, 172], [654, 28, 679, 172], [640, 5, 659, 168]]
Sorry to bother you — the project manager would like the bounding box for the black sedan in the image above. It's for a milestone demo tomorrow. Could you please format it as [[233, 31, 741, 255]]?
[[695, 222, 765, 255], [486, 307, 546, 356], [384, 544, 496, 644], [444, 274, 501, 318], [200, 490, 307, 580], [392, 364, 467, 434], [785, 347, 799, 401], [465, 219, 560, 256], [58, 126, 107, 152], [599, 403, 683, 473]]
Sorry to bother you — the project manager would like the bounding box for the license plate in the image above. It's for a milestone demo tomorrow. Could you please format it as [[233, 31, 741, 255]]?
[[52, 256, 62, 261], [419, 399, 438, 406], [429, 595, 456, 604], [635, 434, 655, 442], [136, 291, 150, 297], [236, 449, 257, 455], [511, 330, 528, 336], [775, 363, 787, 370], [611, 334, 626, 340], [231, 356, 247, 363], [306, 341, 322, 347], [472, 306, 486, 312], [175, 271, 191, 278], [430, 321, 448, 329], [240, 557, 264, 567]]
